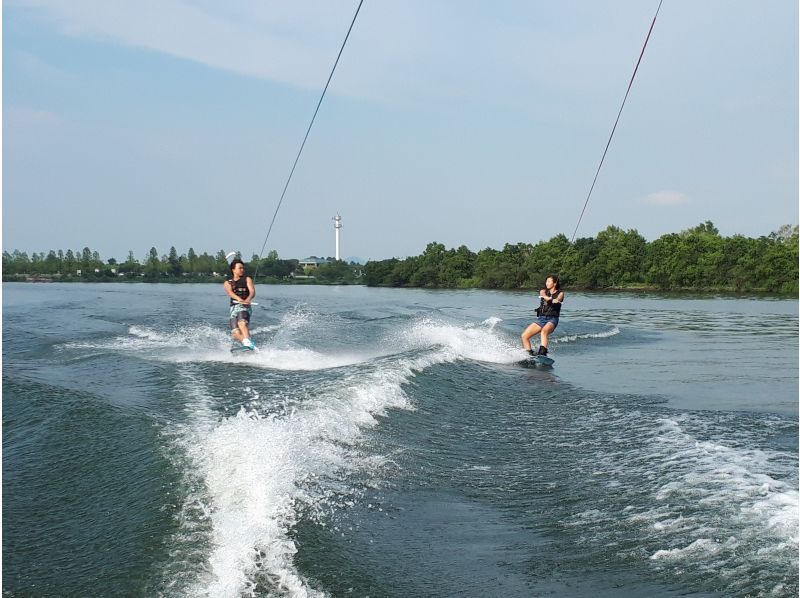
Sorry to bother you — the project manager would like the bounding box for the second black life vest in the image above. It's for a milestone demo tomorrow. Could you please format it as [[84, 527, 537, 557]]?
[[537, 288, 562, 318]]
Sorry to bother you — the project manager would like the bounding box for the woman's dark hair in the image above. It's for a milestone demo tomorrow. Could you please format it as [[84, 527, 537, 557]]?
[[229, 258, 245, 275], [547, 275, 561, 291]]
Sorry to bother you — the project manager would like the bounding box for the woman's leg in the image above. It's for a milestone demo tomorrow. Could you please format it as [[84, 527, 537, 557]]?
[[539, 322, 556, 349], [521, 322, 542, 351]]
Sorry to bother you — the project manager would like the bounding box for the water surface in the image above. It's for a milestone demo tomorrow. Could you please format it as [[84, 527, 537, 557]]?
[[3, 283, 797, 596]]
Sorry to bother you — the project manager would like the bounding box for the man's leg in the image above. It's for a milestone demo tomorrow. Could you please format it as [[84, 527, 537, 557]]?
[[237, 319, 250, 342]]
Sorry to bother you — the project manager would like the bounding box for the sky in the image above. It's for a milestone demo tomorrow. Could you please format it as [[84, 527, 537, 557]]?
[[3, 0, 798, 262]]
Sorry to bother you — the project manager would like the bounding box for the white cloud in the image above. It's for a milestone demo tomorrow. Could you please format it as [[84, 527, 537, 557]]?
[[11, 0, 349, 91], [7, 0, 655, 109], [641, 191, 691, 206]]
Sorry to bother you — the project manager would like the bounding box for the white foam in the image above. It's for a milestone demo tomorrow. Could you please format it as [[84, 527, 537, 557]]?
[[173, 346, 370, 371], [556, 326, 620, 344], [481, 316, 503, 329], [565, 407, 798, 593], [397, 318, 618, 361], [63, 323, 378, 371], [196, 408, 327, 597], [643, 417, 798, 566], [73, 314, 661, 593], [163, 346, 454, 596], [650, 537, 728, 560], [64, 311, 576, 371], [652, 516, 692, 532], [128, 325, 164, 341], [249, 324, 280, 336], [399, 316, 528, 365]]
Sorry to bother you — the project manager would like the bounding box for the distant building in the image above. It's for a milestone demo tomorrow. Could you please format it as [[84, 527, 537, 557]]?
[[299, 257, 330, 270]]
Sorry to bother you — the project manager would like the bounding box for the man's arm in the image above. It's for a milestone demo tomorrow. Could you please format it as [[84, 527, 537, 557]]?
[[244, 277, 256, 303], [223, 280, 241, 302]]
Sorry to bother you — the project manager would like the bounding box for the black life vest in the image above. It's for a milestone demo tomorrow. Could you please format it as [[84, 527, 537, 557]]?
[[538, 288, 562, 317], [228, 276, 250, 305]]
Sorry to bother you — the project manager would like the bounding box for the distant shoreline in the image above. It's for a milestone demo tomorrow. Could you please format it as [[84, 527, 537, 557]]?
[[3, 277, 796, 298], [1, 275, 354, 286]]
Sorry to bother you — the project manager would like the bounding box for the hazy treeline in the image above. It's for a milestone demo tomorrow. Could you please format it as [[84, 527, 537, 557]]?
[[2, 245, 364, 284], [2, 247, 298, 281], [364, 222, 799, 293], [5, 222, 797, 292]]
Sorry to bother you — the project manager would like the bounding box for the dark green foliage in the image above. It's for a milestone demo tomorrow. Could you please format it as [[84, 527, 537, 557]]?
[[2, 245, 367, 285], [2, 223, 796, 291], [363, 222, 798, 293], [363, 258, 399, 286], [248, 252, 299, 281], [313, 260, 359, 284]]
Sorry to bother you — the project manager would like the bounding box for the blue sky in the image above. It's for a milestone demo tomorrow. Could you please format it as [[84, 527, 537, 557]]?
[[4, 0, 798, 262]]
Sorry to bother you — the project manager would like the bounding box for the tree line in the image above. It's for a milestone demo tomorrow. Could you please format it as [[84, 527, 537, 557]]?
[[4, 222, 797, 292], [363, 222, 799, 293], [2, 246, 362, 283]]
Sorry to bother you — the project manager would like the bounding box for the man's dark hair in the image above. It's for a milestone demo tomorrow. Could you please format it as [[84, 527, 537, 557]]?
[[230, 258, 245, 275]]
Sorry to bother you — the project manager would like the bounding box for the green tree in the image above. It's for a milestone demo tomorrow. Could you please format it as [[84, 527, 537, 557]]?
[[64, 250, 76, 273], [364, 258, 399, 286], [586, 226, 646, 287], [523, 235, 570, 287], [187, 248, 198, 274], [119, 250, 140, 276], [439, 245, 476, 287], [214, 250, 229, 275], [145, 247, 161, 277], [495, 243, 533, 288], [43, 250, 59, 274], [315, 260, 356, 283], [13, 250, 31, 274], [195, 252, 214, 275], [755, 225, 799, 292], [168, 246, 182, 276], [30, 252, 43, 273], [474, 248, 503, 289]]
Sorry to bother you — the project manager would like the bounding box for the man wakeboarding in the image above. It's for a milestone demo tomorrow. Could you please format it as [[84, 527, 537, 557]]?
[[224, 257, 256, 350]]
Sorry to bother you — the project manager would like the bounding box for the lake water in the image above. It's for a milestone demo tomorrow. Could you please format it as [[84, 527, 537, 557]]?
[[3, 283, 797, 597]]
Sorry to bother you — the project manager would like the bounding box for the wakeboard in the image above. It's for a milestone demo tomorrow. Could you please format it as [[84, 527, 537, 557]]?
[[230, 344, 256, 354], [520, 354, 554, 367]]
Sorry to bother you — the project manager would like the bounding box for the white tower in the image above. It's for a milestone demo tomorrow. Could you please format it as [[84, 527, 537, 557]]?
[[333, 213, 342, 261]]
